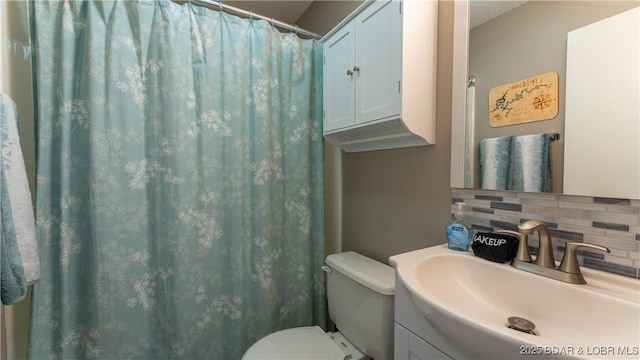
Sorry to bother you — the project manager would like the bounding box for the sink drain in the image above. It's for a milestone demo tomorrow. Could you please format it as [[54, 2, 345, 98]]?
[[507, 316, 537, 335]]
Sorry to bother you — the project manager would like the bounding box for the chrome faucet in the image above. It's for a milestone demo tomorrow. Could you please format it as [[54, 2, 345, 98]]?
[[518, 220, 556, 268], [500, 220, 610, 284]]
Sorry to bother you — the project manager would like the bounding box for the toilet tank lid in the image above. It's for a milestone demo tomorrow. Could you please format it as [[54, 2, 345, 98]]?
[[326, 251, 395, 295]]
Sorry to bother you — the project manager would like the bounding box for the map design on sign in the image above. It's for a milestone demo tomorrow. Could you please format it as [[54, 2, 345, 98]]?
[[489, 72, 559, 127]]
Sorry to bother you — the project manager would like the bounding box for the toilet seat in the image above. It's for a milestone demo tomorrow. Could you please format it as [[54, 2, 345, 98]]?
[[242, 326, 346, 360]]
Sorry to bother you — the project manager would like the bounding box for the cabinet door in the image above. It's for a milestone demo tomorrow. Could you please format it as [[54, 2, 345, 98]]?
[[323, 23, 356, 132], [395, 323, 452, 360], [564, 7, 639, 199], [354, 0, 401, 124]]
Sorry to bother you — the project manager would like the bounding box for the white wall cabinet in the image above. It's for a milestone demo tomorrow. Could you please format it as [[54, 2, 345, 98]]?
[[324, 0, 401, 131], [322, 0, 438, 152], [323, 19, 356, 131]]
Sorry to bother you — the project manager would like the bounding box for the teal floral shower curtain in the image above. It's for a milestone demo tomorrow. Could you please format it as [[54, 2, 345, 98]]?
[[28, 1, 324, 358]]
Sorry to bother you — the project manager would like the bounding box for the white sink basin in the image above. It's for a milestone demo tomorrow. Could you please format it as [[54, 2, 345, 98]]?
[[390, 245, 640, 359]]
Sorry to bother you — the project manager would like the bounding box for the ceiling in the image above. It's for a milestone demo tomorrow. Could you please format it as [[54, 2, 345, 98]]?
[[224, 1, 313, 24], [470, 0, 528, 28], [216, 1, 530, 32]]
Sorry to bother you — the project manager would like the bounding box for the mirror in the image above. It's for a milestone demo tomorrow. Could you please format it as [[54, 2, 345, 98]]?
[[450, 0, 640, 198]]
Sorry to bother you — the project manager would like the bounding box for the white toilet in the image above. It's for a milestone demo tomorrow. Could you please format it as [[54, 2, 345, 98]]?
[[242, 251, 395, 360]]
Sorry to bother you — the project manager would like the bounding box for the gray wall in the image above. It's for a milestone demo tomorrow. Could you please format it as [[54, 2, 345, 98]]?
[[298, 1, 455, 264]]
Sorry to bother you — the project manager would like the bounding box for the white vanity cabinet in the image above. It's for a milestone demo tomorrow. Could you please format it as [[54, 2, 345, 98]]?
[[322, 0, 438, 152], [395, 323, 451, 360], [394, 275, 467, 360]]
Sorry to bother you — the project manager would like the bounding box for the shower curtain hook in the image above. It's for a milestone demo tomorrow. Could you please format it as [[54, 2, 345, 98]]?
[[294, 25, 299, 35], [219, 1, 224, 12], [271, 17, 275, 27], [249, 11, 253, 20]]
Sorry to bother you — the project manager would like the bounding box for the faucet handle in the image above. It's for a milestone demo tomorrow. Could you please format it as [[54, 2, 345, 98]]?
[[518, 220, 546, 232], [497, 230, 531, 263], [558, 242, 611, 282]]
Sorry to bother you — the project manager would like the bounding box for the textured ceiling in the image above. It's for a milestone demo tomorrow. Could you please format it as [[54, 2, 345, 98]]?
[[224, 1, 313, 24], [217, 1, 530, 32], [470, 0, 528, 28]]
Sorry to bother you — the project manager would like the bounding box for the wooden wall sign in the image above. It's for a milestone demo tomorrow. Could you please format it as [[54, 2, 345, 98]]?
[[489, 72, 559, 127]]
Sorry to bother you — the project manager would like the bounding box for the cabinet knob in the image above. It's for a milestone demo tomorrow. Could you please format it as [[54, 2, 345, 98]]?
[[353, 66, 360, 72], [347, 69, 354, 76]]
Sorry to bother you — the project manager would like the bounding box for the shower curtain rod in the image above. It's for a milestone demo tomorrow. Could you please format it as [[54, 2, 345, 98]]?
[[185, 0, 321, 39]]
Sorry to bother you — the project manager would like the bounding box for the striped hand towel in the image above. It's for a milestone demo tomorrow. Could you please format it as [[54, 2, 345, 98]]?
[[478, 135, 513, 190], [509, 133, 552, 192]]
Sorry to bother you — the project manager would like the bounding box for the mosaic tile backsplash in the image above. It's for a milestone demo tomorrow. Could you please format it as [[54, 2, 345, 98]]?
[[452, 188, 640, 279]]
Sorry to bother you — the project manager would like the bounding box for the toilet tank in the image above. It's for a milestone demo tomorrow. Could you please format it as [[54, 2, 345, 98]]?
[[325, 252, 395, 360]]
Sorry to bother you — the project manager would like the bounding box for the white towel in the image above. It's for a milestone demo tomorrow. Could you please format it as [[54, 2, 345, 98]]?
[[1, 92, 39, 284]]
